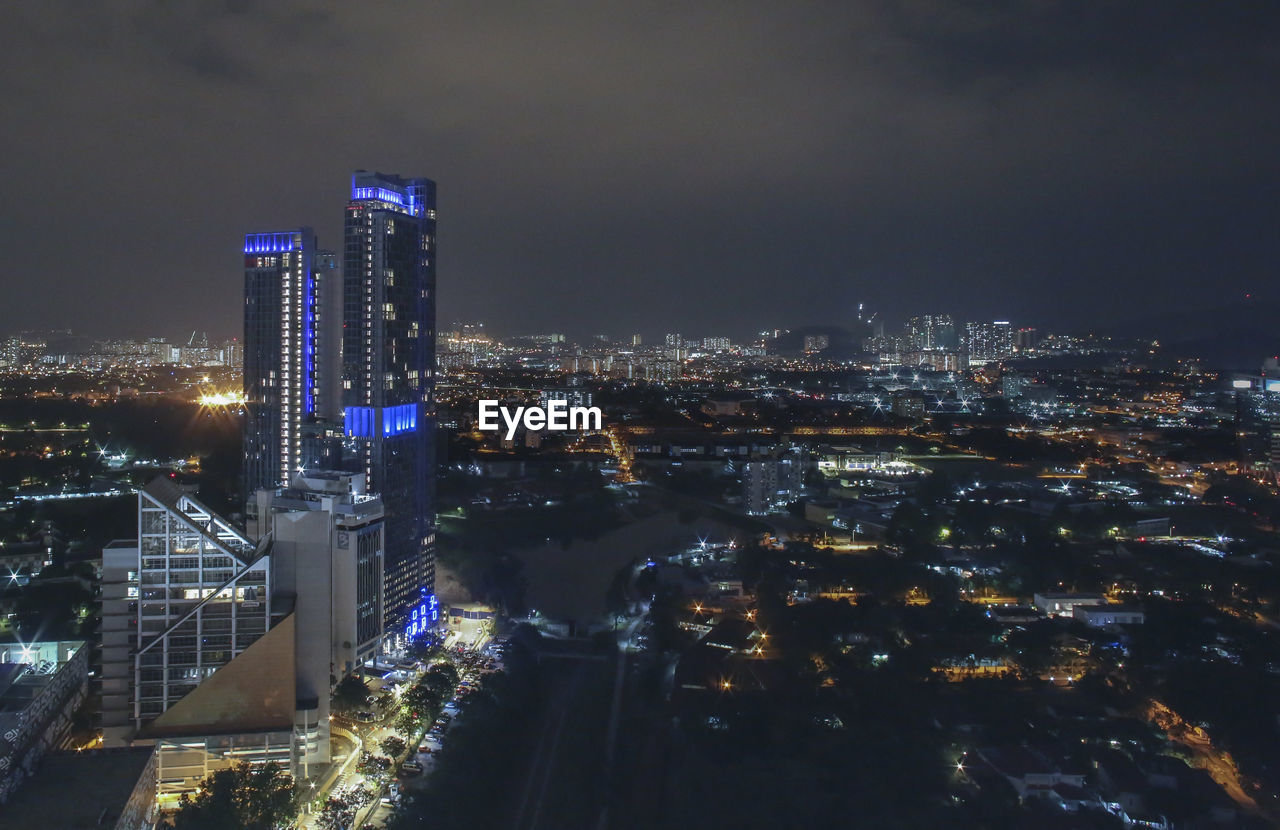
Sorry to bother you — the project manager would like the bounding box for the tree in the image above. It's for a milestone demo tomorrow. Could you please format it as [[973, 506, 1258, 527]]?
[[332, 675, 372, 714], [381, 735, 407, 758], [395, 706, 425, 735], [166, 762, 297, 830], [406, 634, 441, 663], [423, 663, 459, 696]]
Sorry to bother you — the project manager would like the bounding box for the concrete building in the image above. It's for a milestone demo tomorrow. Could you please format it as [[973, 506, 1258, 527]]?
[[1073, 605, 1145, 627], [963, 320, 1014, 363], [1033, 592, 1106, 618], [0, 640, 89, 805], [891, 391, 927, 420], [0, 747, 157, 830], [905, 314, 957, 351], [251, 470, 388, 767], [101, 479, 303, 809], [101, 479, 272, 748], [100, 474, 393, 805], [743, 449, 805, 515]]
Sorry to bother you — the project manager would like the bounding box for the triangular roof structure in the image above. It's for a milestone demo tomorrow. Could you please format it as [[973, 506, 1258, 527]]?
[[138, 614, 296, 739]]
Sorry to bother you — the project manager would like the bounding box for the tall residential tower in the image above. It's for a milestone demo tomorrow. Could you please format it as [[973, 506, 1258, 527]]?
[[242, 229, 341, 500], [342, 171, 439, 638]]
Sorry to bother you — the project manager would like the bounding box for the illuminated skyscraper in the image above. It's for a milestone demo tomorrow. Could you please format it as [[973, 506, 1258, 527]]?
[[342, 171, 439, 638], [242, 229, 341, 500], [963, 320, 1014, 362], [906, 314, 957, 351]]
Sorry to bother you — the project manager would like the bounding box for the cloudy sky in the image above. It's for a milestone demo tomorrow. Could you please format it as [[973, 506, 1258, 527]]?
[[1, 1, 1277, 341]]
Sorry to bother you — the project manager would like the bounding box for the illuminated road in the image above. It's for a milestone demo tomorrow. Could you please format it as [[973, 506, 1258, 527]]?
[[1145, 699, 1265, 818]]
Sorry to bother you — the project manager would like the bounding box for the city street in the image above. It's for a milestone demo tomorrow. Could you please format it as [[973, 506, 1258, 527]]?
[[298, 629, 498, 829]]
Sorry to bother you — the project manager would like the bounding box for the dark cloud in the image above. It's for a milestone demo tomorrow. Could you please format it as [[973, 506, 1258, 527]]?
[[0, 1, 1277, 341]]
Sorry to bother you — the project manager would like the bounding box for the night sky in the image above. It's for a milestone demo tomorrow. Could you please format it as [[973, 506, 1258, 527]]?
[[1, 2, 1277, 341]]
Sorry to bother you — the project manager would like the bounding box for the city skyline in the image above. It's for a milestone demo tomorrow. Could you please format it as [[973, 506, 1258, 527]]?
[[2, 4, 1278, 341], [2, 5, 1280, 827]]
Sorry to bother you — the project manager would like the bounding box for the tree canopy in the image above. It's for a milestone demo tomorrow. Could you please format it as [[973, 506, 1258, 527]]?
[[165, 762, 297, 830]]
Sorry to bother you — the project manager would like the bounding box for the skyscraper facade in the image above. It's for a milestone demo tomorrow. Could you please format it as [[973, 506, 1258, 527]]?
[[963, 320, 1014, 363], [342, 171, 438, 638], [102, 477, 365, 802], [906, 314, 957, 351], [101, 479, 273, 747], [242, 229, 341, 500]]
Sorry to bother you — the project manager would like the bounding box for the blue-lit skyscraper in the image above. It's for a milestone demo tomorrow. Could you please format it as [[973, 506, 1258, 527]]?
[[342, 171, 438, 637], [243, 229, 341, 499]]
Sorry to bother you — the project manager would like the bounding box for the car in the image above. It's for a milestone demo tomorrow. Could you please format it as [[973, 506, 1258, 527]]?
[[354, 710, 377, 723], [417, 743, 434, 754], [400, 761, 424, 775]]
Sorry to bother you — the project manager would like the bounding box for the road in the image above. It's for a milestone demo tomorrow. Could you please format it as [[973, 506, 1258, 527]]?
[[510, 660, 588, 830], [299, 634, 495, 829], [593, 614, 645, 830]]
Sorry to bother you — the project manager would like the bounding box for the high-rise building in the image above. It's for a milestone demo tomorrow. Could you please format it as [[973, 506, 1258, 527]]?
[[102, 475, 380, 803], [906, 314, 957, 351], [342, 171, 438, 637], [963, 320, 1014, 363], [100, 479, 296, 805], [742, 450, 805, 515], [1014, 327, 1039, 352], [803, 334, 830, 353], [252, 470, 391, 769], [253, 470, 387, 675], [0, 640, 89, 805], [242, 229, 342, 500]]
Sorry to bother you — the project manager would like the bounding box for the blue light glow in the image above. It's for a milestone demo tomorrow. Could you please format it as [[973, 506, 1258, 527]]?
[[344, 404, 418, 438], [304, 272, 315, 415], [351, 185, 406, 207], [344, 406, 375, 438], [404, 595, 438, 637], [243, 232, 301, 254], [382, 403, 417, 436]]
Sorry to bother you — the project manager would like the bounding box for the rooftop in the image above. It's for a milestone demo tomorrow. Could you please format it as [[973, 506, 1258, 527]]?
[[0, 748, 154, 830]]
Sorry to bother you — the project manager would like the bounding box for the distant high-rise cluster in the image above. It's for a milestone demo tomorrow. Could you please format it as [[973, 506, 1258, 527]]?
[[844, 307, 1030, 371], [0, 330, 241, 370]]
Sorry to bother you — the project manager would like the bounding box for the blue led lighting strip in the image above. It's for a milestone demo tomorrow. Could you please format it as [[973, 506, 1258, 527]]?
[[303, 271, 315, 415], [351, 186, 406, 207], [243, 231, 301, 254], [345, 404, 418, 438]]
